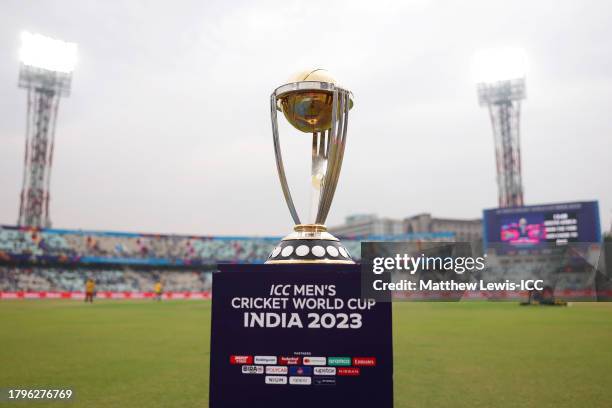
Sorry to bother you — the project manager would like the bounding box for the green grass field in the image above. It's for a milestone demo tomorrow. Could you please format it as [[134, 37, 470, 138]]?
[[1, 300, 611, 407]]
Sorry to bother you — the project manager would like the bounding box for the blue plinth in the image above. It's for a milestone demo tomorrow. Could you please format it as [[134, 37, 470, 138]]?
[[209, 263, 393, 407]]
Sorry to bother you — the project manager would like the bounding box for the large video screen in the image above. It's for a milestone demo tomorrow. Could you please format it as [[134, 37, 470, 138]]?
[[483, 201, 601, 248]]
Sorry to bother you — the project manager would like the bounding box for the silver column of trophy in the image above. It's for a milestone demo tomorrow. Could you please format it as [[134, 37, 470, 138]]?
[[266, 69, 354, 264]]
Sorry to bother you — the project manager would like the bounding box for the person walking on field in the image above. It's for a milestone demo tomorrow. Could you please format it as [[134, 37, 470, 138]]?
[[154, 281, 163, 302], [85, 278, 95, 303]]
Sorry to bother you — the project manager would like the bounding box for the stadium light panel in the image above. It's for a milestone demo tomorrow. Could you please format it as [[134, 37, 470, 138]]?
[[471, 47, 528, 84], [19, 31, 77, 74]]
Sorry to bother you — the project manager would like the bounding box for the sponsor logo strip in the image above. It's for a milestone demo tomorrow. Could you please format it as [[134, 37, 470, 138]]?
[[265, 375, 287, 385], [327, 356, 351, 366], [230, 355, 253, 365], [289, 376, 312, 385], [289, 366, 313, 376], [254, 356, 277, 365], [314, 367, 336, 376], [241, 365, 264, 374], [353, 357, 377, 367], [278, 356, 301, 365], [265, 366, 288, 375], [337, 367, 360, 376], [302, 356, 326, 366]]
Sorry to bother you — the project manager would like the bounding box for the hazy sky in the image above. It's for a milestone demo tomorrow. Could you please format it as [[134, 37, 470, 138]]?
[[1, 0, 610, 236]]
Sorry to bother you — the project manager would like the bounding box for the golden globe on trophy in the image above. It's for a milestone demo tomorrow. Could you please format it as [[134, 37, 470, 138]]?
[[266, 69, 354, 264]]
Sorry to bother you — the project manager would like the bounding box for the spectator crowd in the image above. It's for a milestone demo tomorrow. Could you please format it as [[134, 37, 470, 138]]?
[[0, 225, 362, 293]]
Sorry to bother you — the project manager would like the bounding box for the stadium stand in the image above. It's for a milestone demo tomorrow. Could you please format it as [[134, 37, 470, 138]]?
[[0, 225, 451, 296], [0, 267, 212, 293], [482, 243, 608, 299], [0, 225, 279, 264]]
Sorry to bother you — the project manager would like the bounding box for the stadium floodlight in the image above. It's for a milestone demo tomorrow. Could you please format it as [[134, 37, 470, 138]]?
[[19, 31, 77, 74], [473, 47, 528, 208], [472, 47, 528, 84], [18, 31, 77, 97], [16, 31, 78, 228]]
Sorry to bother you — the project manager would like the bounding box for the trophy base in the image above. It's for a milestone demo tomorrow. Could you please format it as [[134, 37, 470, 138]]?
[[265, 224, 355, 264]]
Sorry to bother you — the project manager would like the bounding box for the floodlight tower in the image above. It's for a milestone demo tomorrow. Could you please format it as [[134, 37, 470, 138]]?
[[474, 47, 527, 208], [17, 32, 77, 227]]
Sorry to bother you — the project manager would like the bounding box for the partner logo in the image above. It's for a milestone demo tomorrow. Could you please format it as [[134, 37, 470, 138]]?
[[230, 355, 252, 365], [314, 377, 336, 386], [327, 356, 351, 366], [241, 365, 264, 374], [314, 367, 336, 376], [254, 356, 277, 365], [302, 356, 326, 366], [266, 366, 288, 375], [289, 366, 312, 376], [278, 356, 301, 365], [337, 367, 360, 376], [353, 357, 376, 366], [289, 376, 312, 385], [265, 375, 288, 385]]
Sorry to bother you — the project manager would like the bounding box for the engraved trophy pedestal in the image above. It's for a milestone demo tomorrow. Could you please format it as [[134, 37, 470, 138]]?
[[266, 224, 354, 264]]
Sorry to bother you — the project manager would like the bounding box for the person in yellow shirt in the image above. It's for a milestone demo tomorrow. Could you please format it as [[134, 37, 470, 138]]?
[[85, 278, 95, 303], [154, 281, 163, 302]]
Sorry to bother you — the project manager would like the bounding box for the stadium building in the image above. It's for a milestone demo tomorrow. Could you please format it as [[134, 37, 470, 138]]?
[[330, 213, 482, 242]]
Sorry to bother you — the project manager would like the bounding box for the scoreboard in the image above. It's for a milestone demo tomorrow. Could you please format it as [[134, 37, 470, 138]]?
[[483, 201, 601, 249]]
